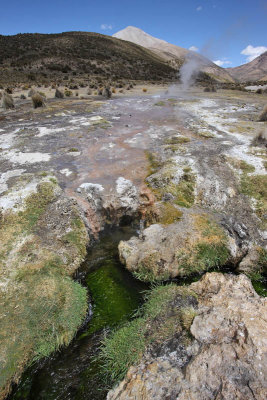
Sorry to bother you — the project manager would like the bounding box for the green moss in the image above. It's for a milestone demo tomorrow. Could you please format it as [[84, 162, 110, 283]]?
[[147, 165, 196, 208], [228, 157, 255, 173], [164, 136, 190, 145], [158, 202, 183, 225], [154, 101, 165, 106], [198, 131, 215, 138], [68, 147, 79, 152], [144, 150, 162, 176]]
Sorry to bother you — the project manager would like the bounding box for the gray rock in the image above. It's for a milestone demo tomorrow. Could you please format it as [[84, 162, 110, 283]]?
[[107, 273, 267, 400]]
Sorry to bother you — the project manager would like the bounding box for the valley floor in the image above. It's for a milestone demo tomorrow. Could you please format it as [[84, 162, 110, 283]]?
[[0, 85, 266, 399]]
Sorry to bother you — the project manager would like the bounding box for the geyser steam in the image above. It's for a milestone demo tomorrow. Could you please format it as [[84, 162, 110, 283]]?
[[180, 53, 202, 90]]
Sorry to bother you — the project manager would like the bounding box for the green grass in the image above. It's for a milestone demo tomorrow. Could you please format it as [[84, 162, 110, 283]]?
[[133, 267, 170, 283], [0, 179, 88, 396], [99, 284, 197, 386], [23, 181, 57, 229], [176, 242, 229, 275], [175, 215, 230, 276]]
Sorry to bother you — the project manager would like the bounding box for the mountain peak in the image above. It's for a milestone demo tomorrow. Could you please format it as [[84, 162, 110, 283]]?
[[113, 26, 168, 47]]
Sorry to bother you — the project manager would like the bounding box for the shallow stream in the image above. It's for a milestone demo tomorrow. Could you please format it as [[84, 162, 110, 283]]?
[[8, 227, 147, 400]]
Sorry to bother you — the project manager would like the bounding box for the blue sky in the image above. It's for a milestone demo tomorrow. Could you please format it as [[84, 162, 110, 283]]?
[[0, 0, 266, 67]]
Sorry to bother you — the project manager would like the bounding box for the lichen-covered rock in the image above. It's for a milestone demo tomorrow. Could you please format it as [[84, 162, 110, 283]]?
[[119, 211, 237, 280], [107, 273, 267, 400]]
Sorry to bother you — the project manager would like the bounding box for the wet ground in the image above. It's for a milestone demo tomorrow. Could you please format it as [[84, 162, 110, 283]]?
[[1, 88, 266, 212]]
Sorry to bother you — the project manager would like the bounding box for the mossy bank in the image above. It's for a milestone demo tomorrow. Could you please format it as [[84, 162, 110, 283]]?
[[0, 176, 89, 399]]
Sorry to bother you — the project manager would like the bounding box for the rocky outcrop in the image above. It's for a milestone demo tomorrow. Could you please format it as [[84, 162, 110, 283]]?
[[77, 178, 155, 237], [118, 210, 244, 280], [107, 273, 267, 400]]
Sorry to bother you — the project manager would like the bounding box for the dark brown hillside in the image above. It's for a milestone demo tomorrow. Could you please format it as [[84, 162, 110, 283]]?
[[0, 31, 176, 85]]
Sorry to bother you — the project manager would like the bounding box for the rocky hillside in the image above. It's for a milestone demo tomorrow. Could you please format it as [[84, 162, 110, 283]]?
[[0, 31, 176, 85], [113, 26, 235, 83], [227, 51, 267, 82]]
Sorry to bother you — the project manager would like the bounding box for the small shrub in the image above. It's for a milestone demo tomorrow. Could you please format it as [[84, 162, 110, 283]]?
[[251, 130, 267, 147], [32, 93, 45, 109], [112, 88, 116, 93], [97, 88, 103, 95], [28, 88, 36, 97], [55, 88, 64, 98], [64, 90, 73, 97], [142, 88, 147, 92], [256, 88, 262, 94], [75, 92, 79, 96], [258, 105, 267, 122], [6, 87, 12, 94], [103, 87, 112, 98], [20, 94, 26, 99], [2, 93, 14, 109]]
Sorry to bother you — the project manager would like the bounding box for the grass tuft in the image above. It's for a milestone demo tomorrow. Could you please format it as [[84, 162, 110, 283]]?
[[99, 284, 197, 387]]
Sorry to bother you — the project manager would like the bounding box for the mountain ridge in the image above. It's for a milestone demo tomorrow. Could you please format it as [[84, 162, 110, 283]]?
[[113, 26, 235, 83], [227, 51, 267, 82]]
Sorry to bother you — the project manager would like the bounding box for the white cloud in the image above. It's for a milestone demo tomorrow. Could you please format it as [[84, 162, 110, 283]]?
[[100, 24, 113, 30], [196, 6, 202, 11], [213, 60, 232, 67], [189, 46, 199, 52], [241, 45, 267, 63]]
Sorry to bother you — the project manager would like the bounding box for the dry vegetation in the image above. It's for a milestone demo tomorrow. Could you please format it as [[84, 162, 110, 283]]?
[[0, 31, 176, 86]]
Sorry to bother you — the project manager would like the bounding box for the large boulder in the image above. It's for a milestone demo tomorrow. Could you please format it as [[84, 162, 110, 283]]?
[[118, 211, 242, 280], [108, 273, 267, 400]]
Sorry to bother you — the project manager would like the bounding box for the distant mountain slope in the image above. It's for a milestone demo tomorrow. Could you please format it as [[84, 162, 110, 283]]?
[[227, 51, 267, 82], [113, 26, 234, 83], [0, 31, 176, 85]]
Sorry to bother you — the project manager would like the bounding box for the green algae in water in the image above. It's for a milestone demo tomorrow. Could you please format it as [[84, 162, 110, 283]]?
[[83, 260, 144, 337]]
